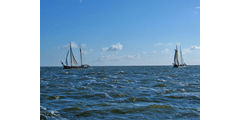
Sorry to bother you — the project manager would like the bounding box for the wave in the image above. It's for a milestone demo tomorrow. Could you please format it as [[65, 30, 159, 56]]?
[[40, 106, 61, 120], [41, 66, 200, 119], [81, 92, 112, 99], [165, 95, 199, 100]]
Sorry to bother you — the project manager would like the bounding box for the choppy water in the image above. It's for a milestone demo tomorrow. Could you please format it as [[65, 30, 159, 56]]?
[[40, 66, 200, 120]]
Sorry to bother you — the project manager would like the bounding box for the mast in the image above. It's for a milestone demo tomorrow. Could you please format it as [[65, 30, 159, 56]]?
[[80, 47, 83, 66]]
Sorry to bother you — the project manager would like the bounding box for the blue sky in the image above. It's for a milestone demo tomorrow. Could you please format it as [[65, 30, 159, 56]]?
[[40, 0, 200, 66]]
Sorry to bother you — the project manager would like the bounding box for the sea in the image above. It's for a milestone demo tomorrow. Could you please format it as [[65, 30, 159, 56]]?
[[40, 66, 200, 120]]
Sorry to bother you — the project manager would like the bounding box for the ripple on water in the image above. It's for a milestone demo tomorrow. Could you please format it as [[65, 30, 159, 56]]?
[[82, 92, 112, 99], [165, 94, 199, 100], [47, 95, 65, 100], [63, 107, 80, 111], [41, 66, 200, 120], [112, 103, 175, 114], [76, 109, 107, 117], [153, 83, 166, 87]]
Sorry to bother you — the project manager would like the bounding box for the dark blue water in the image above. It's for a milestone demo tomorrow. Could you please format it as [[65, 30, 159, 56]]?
[[40, 66, 200, 120]]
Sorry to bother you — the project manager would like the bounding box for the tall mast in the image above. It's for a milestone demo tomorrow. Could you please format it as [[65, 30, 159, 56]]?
[[80, 47, 83, 66]]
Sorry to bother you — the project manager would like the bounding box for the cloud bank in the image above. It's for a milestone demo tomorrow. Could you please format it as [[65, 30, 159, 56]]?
[[102, 43, 123, 52]]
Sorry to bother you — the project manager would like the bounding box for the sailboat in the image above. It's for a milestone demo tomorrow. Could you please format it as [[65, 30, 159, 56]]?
[[173, 45, 187, 68], [61, 42, 90, 69]]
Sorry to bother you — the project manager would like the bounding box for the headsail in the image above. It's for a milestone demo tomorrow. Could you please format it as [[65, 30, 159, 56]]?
[[174, 45, 179, 66], [69, 42, 78, 66], [65, 50, 69, 66], [180, 45, 185, 65]]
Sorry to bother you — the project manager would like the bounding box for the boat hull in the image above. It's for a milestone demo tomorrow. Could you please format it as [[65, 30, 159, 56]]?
[[173, 64, 187, 68], [63, 65, 89, 69], [173, 64, 179, 68]]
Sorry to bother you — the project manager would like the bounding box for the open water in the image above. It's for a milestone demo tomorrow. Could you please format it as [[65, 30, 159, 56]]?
[[40, 66, 200, 120]]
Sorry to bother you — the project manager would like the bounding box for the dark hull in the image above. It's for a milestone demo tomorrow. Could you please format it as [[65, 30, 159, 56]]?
[[173, 64, 179, 68], [173, 64, 187, 68], [63, 65, 89, 69]]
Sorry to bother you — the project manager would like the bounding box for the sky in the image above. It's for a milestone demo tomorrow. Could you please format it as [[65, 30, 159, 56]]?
[[40, 0, 200, 66]]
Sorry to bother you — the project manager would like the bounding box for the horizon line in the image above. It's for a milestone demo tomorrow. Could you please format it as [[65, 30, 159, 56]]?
[[40, 64, 200, 67]]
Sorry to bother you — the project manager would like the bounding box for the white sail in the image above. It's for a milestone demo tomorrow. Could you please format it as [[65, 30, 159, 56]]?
[[174, 46, 179, 65], [69, 42, 78, 66], [180, 45, 185, 65], [65, 50, 69, 65]]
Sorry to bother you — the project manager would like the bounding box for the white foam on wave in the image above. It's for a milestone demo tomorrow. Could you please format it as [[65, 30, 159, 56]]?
[[40, 106, 47, 111]]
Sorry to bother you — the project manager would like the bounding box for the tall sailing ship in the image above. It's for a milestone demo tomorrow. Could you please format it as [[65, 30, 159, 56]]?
[[173, 45, 187, 68], [61, 42, 90, 69]]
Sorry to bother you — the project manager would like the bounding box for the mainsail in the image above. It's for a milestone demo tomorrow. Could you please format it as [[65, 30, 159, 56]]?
[[65, 50, 69, 66], [69, 42, 78, 66], [174, 46, 179, 66]]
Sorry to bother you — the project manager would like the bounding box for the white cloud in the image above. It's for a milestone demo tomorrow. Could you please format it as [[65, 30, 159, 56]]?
[[196, 6, 200, 9], [71, 42, 78, 48], [63, 41, 78, 49], [182, 45, 200, 55], [80, 0, 83, 4], [191, 46, 200, 50], [102, 43, 123, 52]]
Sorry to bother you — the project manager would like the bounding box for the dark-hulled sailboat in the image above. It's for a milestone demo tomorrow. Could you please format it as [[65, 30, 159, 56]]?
[[61, 42, 90, 69], [173, 45, 187, 68]]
